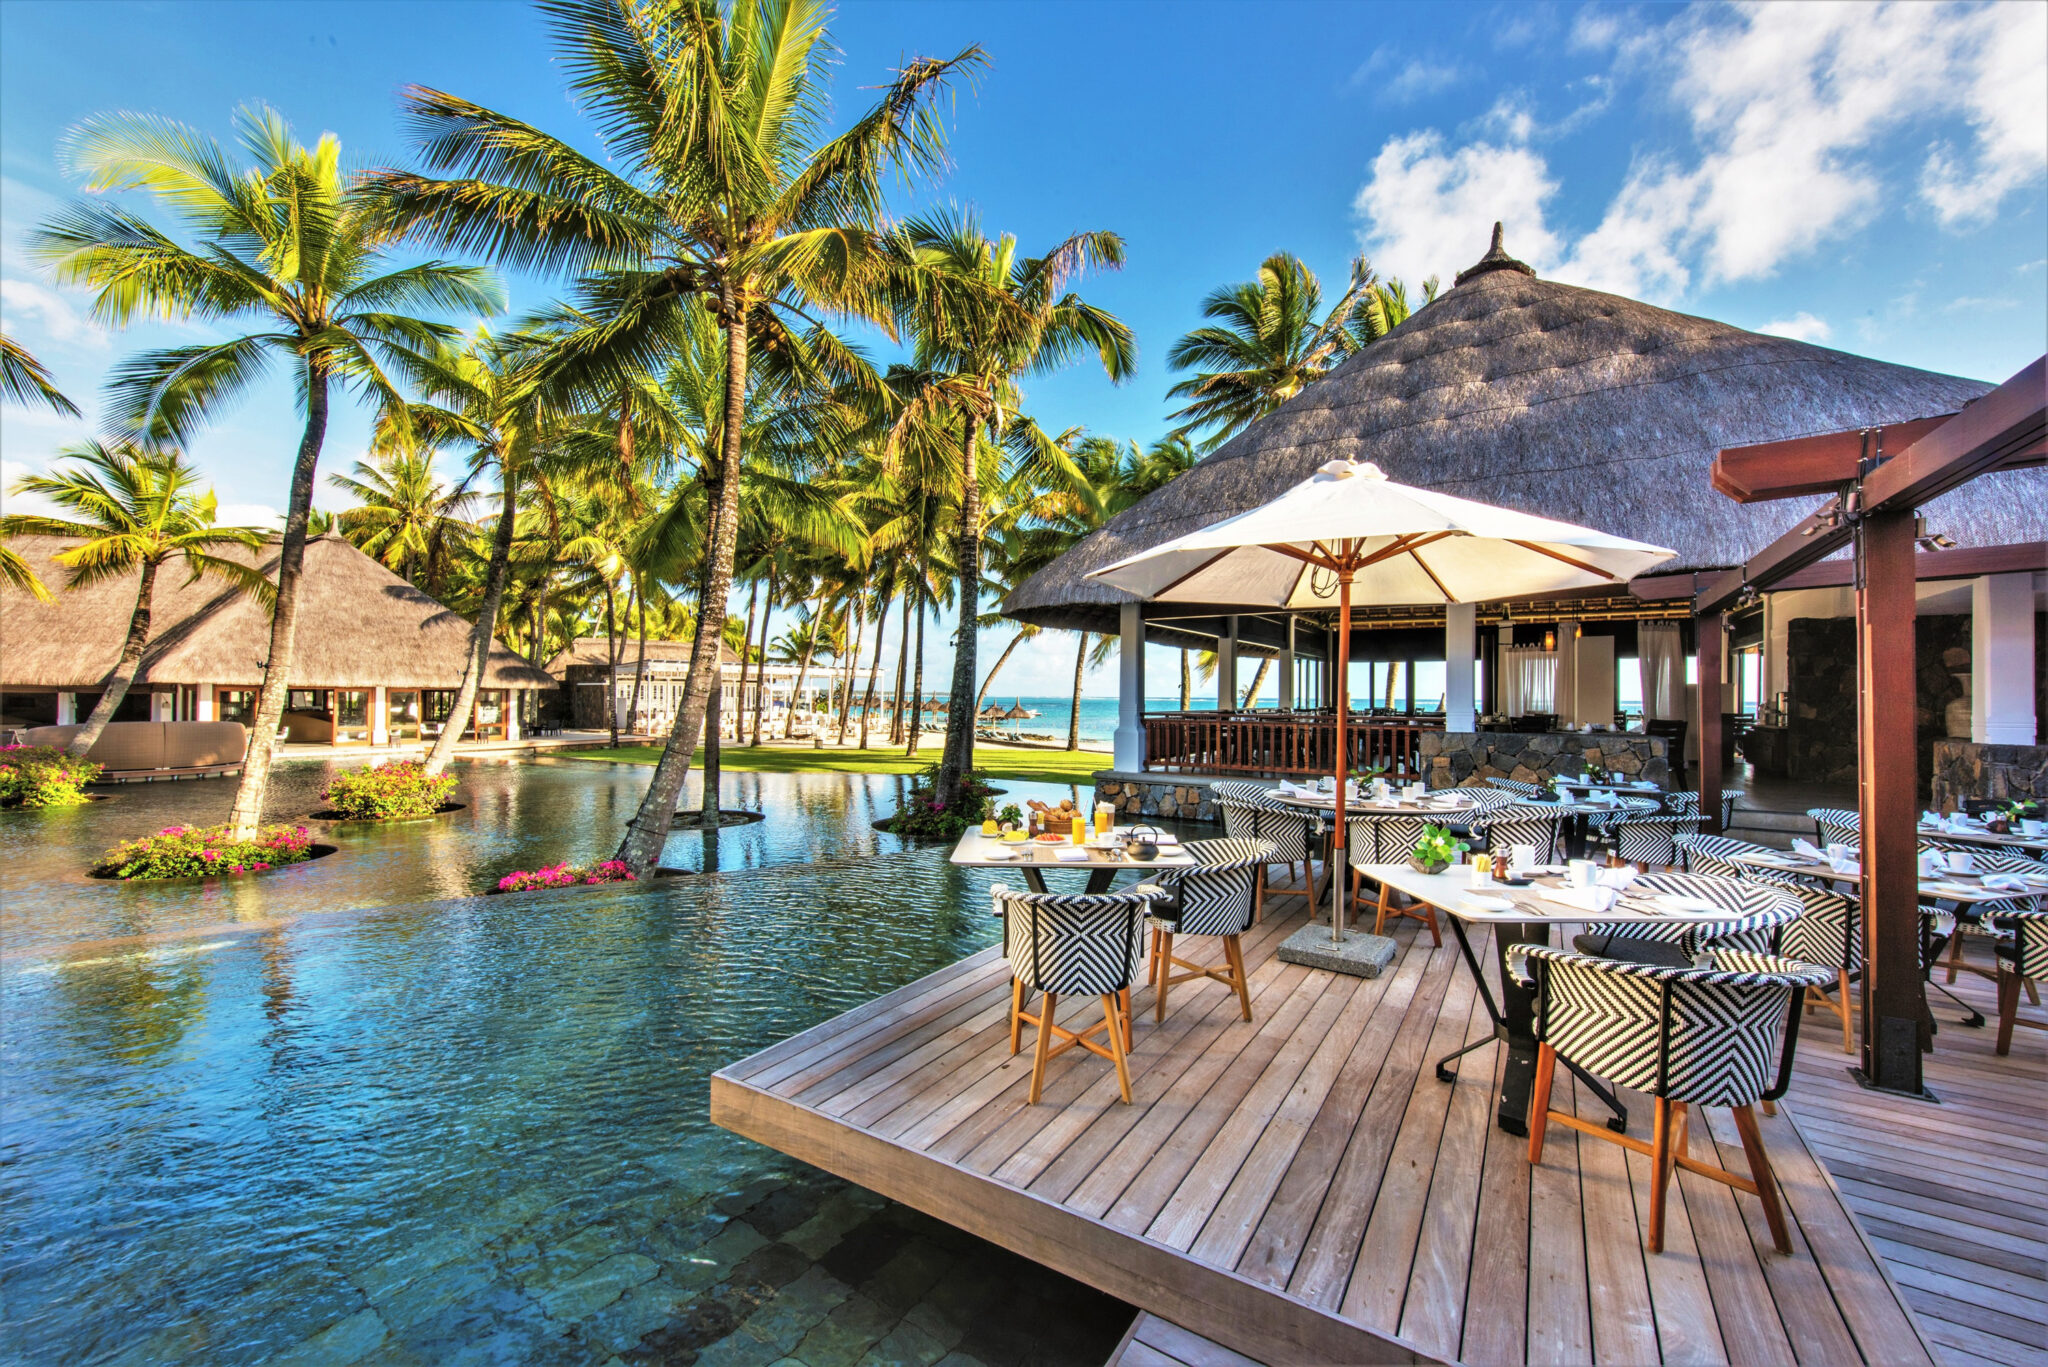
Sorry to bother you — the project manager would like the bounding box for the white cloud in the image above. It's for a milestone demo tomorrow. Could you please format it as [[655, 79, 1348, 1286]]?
[[1, 457, 65, 519], [1351, 131, 1562, 287], [215, 501, 286, 530], [1756, 312, 1833, 343], [0, 277, 105, 349], [1920, 2, 2048, 225], [1350, 47, 1464, 103]]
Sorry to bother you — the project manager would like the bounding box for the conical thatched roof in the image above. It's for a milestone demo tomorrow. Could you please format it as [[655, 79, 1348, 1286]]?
[[544, 635, 738, 676], [1, 533, 553, 690], [1006, 230, 2042, 634]]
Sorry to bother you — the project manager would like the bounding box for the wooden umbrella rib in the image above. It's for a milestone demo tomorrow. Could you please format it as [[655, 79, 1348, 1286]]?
[[1355, 530, 1456, 571], [1147, 547, 1243, 600], [1507, 539, 1621, 580], [1408, 546, 1457, 602]]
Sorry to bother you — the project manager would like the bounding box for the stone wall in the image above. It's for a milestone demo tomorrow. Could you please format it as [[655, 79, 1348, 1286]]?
[[1095, 771, 1222, 823], [1931, 741, 2048, 811], [1419, 730, 1671, 789], [1787, 614, 1973, 795]]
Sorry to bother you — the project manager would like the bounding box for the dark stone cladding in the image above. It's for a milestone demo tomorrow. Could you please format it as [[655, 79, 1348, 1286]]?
[[1931, 740, 2048, 811]]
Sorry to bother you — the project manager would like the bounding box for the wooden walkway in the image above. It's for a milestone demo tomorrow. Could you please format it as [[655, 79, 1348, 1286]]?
[[713, 892, 1954, 1366]]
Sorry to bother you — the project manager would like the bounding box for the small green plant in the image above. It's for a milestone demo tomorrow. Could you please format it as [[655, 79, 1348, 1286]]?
[[94, 824, 315, 880], [322, 760, 458, 820], [997, 803, 1024, 827], [1410, 823, 1469, 869], [0, 746, 102, 807]]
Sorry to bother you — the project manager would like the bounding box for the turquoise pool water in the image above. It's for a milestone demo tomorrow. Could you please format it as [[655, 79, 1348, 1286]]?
[[0, 759, 1152, 1367]]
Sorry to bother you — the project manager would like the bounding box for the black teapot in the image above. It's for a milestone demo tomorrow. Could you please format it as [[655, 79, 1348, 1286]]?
[[1128, 825, 1163, 861]]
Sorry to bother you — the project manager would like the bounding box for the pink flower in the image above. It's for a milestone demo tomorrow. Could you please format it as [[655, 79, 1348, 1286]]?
[[202, 850, 219, 861]]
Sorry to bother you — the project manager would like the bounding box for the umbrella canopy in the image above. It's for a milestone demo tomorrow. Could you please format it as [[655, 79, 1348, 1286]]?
[[1089, 459, 1675, 606], [1004, 702, 1032, 720], [1087, 457, 1675, 945]]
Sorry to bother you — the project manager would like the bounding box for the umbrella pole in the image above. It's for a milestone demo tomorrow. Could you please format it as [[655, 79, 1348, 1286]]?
[[1333, 568, 1352, 943]]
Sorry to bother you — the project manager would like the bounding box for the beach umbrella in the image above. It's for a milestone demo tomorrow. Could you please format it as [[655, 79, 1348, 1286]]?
[[1087, 457, 1675, 942], [1004, 701, 1031, 720]]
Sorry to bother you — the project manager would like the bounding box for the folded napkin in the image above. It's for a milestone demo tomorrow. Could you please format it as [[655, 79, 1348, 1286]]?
[[1053, 848, 1091, 863], [1983, 874, 2031, 892], [1921, 811, 1940, 826], [1546, 884, 1619, 913], [1828, 857, 1862, 876], [1594, 866, 1637, 889], [1153, 832, 1181, 846], [1792, 838, 1825, 861]]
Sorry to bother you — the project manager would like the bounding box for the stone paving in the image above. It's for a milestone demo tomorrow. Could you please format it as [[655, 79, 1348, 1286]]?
[[255, 1168, 1131, 1367]]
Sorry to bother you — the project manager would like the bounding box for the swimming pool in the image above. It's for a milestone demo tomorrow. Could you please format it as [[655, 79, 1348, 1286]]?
[[0, 758, 1151, 1366]]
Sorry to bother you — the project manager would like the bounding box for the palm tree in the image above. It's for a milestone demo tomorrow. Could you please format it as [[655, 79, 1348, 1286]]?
[[328, 438, 476, 596], [2, 443, 270, 756], [369, 0, 981, 874], [34, 105, 502, 835], [1165, 254, 1432, 447], [886, 209, 1134, 802], [2, 333, 81, 416]]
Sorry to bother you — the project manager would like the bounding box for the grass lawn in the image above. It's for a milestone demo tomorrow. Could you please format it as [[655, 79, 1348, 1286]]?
[[558, 743, 1113, 787]]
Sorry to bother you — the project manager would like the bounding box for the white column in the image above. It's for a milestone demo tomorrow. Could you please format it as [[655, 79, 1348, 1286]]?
[[1554, 620, 1580, 724], [1114, 601, 1146, 771], [56, 693, 76, 725], [1445, 603, 1476, 732], [197, 684, 215, 721], [371, 685, 389, 744], [1217, 617, 1238, 710], [148, 691, 169, 721], [1278, 617, 1295, 710], [1973, 573, 2037, 744], [505, 690, 522, 742]]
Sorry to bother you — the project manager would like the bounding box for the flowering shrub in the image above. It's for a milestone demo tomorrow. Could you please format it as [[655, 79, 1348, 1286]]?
[[0, 745, 102, 808], [496, 859, 638, 893], [322, 760, 458, 820], [94, 823, 316, 880], [878, 765, 1002, 840]]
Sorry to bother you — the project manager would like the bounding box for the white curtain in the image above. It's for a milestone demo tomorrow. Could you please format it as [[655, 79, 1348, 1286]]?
[[1499, 647, 1557, 716], [1639, 623, 1685, 721]]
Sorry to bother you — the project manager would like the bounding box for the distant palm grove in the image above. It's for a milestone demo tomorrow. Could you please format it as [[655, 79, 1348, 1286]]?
[[0, 0, 1434, 873]]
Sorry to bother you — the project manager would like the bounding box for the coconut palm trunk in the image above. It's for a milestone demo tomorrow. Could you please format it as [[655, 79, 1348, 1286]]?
[[628, 589, 647, 735], [613, 290, 752, 875], [748, 567, 776, 746], [66, 558, 160, 758], [835, 598, 864, 742], [906, 576, 927, 757], [700, 675, 722, 825], [782, 594, 824, 739], [424, 474, 518, 777], [889, 582, 912, 743], [227, 367, 329, 838], [860, 591, 892, 750], [1240, 657, 1270, 709], [935, 415, 980, 800], [731, 582, 759, 744], [1180, 648, 1192, 709], [1067, 631, 1088, 750]]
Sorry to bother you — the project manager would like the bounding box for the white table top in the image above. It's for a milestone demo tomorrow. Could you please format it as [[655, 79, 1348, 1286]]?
[[1730, 850, 2048, 905], [1265, 788, 1483, 816], [1557, 777, 1662, 793], [1918, 822, 2048, 854], [948, 829, 1195, 873], [1360, 863, 1743, 926]]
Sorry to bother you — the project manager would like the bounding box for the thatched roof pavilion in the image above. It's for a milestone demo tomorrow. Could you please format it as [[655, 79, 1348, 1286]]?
[[1006, 227, 2043, 636], [0, 532, 552, 692]]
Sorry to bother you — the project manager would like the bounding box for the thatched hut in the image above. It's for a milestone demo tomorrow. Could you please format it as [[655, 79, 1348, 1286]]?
[[1, 532, 553, 744], [1007, 227, 2044, 796]]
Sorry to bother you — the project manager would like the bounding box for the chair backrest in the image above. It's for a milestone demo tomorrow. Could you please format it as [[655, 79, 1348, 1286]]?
[[1631, 871, 1803, 953], [1481, 805, 1564, 865], [1217, 798, 1310, 862], [1515, 945, 1831, 1106], [993, 885, 1155, 995], [1673, 832, 1774, 880], [1663, 790, 1700, 817], [1646, 718, 1688, 752], [1455, 786, 1521, 812], [1211, 780, 1277, 805], [1615, 816, 1689, 870], [1486, 777, 1540, 796], [2003, 910, 2048, 981], [1808, 807, 1861, 847], [1720, 790, 1742, 829], [1345, 813, 1429, 867], [1162, 837, 1273, 936], [1745, 870, 1861, 972]]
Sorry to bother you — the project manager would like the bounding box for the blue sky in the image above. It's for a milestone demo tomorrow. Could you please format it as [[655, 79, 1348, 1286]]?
[[3, 0, 2044, 699]]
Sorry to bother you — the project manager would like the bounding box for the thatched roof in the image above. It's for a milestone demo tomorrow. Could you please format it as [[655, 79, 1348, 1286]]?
[[0, 533, 553, 690], [1006, 229, 2043, 634], [544, 635, 738, 676]]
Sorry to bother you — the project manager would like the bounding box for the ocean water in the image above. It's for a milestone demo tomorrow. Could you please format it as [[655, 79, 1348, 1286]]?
[[971, 696, 1224, 749]]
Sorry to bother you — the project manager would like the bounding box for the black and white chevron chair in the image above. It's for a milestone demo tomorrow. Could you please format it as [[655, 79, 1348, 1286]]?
[[1615, 815, 1697, 871], [1511, 944, 1833, 1254], [1587, 795, 1660, 854], [995, 884, 1158, 1105], [1674, 832, 1778, 881], [1662, 790, 1699, 818], [1570, 871, 1802, 971], [1487, 777, 1541, 798], [1342, 813, 1443, 944], [1145, 838, 1272, 1024], [1479, 805, 1565, 868], [1719, 790, 1743, 830], [1746, 871, 1863, 1054], [1808, 807, 1861, 848], [1212, 780, 1279, 805], [1994, 908, 2048, 1056], [1217, 797, 1315, 917]]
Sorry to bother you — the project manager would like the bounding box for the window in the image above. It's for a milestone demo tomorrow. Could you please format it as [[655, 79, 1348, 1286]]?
[[1411, 661, 1446, 712], [1616, 659, 1643, 719], [217, 689, 258, 724]]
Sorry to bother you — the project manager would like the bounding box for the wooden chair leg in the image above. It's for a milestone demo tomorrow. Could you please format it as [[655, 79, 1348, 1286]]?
[[1009, 977, 1025, 1056], [1155, 932, 1174, 1022], [1101, 993, 1132, 1104], [1120, 985, 1134, 1052], [1945, 930, 1966, 984], [1997, 969, 2022, 1056], [1648, 1097, 1673, 1254], [1224, 934, 1251, 1021], [1760, 1098, 1776, 1117], [1836, 969, 1854, 1054], [1028, 990, 1056, 1104], [1421, 901, 1441, 948], [1527, 1042, 1557, 1163], [1254, 867, 1266, 924], [1374, 878, 1393, 936], [1731, 1104, 1792, 1255]]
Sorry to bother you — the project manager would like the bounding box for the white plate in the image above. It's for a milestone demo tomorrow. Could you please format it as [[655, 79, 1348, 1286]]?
[[1653, 894, 1723, 915], [1466, 895, 1515, 912]]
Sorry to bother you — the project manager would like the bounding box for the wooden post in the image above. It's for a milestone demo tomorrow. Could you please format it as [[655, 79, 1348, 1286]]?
[[1856, 506, 1926, 1094], [1332, 567, 1352, 941], [1696, 612, 1724, 833]]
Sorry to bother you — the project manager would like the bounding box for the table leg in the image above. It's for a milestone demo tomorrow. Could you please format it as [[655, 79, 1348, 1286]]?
[[1491, 920, 1550, 1137], [1084, 869, 1116, 895], [1562, 814, 1588, 862], [1021, 867, 1048, 894]]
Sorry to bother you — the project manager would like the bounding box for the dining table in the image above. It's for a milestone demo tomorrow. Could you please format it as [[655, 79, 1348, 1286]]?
[[1917, 820, 2048, 857], [947, 828, 1195, 894], [1361, 862, 1757, 1138], [1264, 786, 1491, 915]]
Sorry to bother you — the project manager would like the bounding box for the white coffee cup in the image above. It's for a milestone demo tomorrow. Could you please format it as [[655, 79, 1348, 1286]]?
[[1567, 858, 1595, 888], [2022, 819, 2045, 837], [1946, 850, 1973, 873]]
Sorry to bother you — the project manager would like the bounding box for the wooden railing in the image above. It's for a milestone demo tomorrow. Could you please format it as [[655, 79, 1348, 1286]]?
[[1140, 711, 1440, 777]]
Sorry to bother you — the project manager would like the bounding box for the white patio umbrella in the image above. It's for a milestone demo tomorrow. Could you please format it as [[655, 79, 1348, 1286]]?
[[1087, 457, 1676, 941]]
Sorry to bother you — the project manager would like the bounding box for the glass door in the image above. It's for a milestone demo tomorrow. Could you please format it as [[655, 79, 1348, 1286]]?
[[386, 689, 421, 742], [334, 689, 372, 743]]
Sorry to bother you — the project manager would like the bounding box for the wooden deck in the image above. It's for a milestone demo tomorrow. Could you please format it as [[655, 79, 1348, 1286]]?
[[712, 885, 1978, 1366]]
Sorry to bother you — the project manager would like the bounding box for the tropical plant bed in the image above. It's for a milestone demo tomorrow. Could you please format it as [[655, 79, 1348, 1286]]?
[[306, 802, 466, 823], [669, 809, 766, 830], [89, 824, 334, 882], [320, 761, 459, 821], [489, 860, 640, 894], [876, 766, 1006, 840], [0, 746, 106, 808]]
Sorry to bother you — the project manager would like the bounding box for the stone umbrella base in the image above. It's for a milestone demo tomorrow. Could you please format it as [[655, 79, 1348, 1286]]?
[[1276, 924, 1399, 978]]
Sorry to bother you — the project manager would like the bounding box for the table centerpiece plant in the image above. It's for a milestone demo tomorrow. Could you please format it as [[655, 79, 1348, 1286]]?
[[1408, 824, 1469, 875]]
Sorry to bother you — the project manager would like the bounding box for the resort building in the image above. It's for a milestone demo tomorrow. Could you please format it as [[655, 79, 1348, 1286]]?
[[0, 532, 555, 745], [1001, 230, 2046, 817], [544, 636, 824, 736]]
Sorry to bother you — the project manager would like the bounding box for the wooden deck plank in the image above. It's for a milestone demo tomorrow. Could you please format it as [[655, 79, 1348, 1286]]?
[[713, 903, 1960, 1367]]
